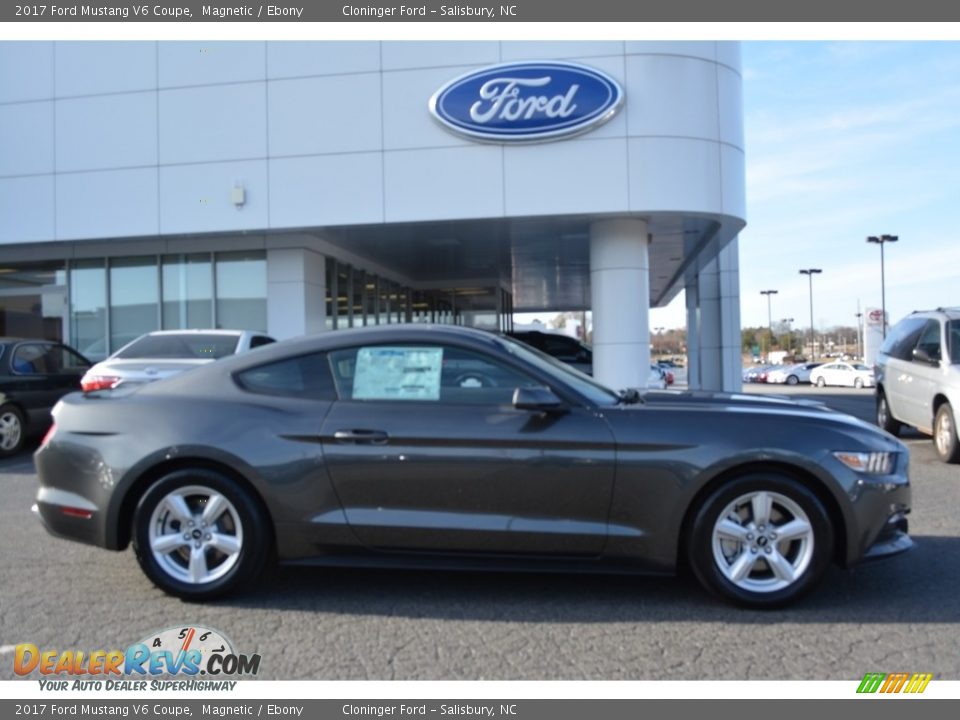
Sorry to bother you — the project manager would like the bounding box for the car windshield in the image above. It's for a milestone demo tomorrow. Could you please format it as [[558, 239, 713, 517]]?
[[496, 335, 621, 407], [114, 333, 240, 360]]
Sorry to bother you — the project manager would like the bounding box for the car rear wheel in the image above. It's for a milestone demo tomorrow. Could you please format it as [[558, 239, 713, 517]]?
[[933, 403, 960, 464], [132, 468, 270, 600], [687, 474, 833, 608], [0, 404, 25, 457], [786, 375, 799, 385], [876, 391, 902, 436], [816, 377, 826, 387]]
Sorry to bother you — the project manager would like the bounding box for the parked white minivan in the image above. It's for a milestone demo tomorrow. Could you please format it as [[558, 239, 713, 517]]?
[[874, 308, 960, 463]]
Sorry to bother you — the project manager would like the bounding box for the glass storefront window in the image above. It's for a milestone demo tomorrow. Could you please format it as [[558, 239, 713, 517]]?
[[69, 260, 107, 360], [162, 254, 213, 330], [109, 256, 159, 352], [0, 261, 67, 341], [215, 251, 267, 332]]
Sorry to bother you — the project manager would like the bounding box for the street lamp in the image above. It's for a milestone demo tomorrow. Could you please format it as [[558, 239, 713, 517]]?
[[781, 317, 795, 354], [866, 234, 898, 338], [760, 290, 778, 359], [799, 269, 822, 359]]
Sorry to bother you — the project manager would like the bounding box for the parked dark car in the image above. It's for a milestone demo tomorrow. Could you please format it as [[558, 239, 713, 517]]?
[[34, 325, 911, 607], [508, 330, 593, 374], [0, 338, 91, 456]]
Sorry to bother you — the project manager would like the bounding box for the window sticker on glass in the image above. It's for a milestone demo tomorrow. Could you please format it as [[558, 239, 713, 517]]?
[[353, 347, 443, 401]]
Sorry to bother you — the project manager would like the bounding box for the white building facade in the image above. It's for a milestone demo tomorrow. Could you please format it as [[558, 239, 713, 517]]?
[[0, 40, 745, 391]]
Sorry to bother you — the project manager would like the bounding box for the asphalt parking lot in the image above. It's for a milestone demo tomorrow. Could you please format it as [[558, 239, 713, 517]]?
[[1, 384, 958, 681]]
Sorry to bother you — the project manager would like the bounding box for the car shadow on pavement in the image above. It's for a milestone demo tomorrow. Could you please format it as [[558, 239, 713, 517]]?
[[213, 534, 958, 623]]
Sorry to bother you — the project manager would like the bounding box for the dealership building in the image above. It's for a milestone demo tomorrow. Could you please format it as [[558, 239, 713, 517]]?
[[0, 41, 745, 391]]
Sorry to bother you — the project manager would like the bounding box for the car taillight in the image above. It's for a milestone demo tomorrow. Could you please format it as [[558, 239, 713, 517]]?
[[81, 375, 121, 392], [40, 422, 56, 447]]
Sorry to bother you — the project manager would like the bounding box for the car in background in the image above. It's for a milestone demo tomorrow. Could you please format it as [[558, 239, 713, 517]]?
[[509, 330, 666, 390], [875, 308, 960, 463], [810, 361, 875, 389], [0, 338, 91, 456], [80, 330, 275, 392], [744, 364, 775, 383], [767, 362, 824, 385], [35, 324, 912, 607]]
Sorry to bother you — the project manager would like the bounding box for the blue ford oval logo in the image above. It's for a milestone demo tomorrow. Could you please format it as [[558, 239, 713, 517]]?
[[429, 61, 624, 143]]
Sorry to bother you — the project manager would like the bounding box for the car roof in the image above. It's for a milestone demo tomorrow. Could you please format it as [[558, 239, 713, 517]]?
[[909, 308, 960, 320], [140, 329, 253, 337]]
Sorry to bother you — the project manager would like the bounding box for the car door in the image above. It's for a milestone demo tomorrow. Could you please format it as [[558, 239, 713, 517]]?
[[6, 343, 88, 427], [320, 342, 617, 557], [899, 320, 943, 431]]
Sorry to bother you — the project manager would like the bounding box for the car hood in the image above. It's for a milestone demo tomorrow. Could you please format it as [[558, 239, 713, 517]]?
[[638, 388, 840, 417]]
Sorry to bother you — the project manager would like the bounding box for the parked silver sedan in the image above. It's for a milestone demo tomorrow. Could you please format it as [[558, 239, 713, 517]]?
[[767, 362, 824, 385], [80, 330, 275, 392]]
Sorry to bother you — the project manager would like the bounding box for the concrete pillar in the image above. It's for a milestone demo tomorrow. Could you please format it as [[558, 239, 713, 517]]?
[[589, 218, 650, 390], [687, 237, 742, 392], [685, 278, 701, 389], [266, 248, 326, 340]]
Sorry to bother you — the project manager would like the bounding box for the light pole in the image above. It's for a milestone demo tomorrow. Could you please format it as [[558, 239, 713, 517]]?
[[799, 269, 822, 359], [866, 234, 897, 338], [760, 290, 778, 359], [855, 309, 863, 360], [781, 317, 795, 354]]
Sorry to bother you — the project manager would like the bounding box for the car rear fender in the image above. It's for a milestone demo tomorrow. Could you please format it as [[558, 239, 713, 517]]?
[[108, 446, 274, 551]]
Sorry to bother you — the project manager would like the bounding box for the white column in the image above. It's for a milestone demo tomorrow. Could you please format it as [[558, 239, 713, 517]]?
[[266, 248, 326, 340], [688, 237, 742, 392], [685, 279, 700, 389], [590, 218, 650, 390]]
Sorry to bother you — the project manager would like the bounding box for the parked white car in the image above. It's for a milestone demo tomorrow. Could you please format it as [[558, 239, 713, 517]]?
[[809, 361, 875, 389], [767, 362, 824, 385], [80, 329, 275, 392]]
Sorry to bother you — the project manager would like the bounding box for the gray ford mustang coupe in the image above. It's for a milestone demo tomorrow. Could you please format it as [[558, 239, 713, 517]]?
[[34, 325, 912, 607]]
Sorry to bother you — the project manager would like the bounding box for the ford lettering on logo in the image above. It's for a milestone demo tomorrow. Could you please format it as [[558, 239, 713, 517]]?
[[429, 62, 624, 143]]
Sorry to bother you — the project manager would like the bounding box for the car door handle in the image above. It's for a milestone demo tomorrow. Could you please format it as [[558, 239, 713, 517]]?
[[333, 429, 389, 444]]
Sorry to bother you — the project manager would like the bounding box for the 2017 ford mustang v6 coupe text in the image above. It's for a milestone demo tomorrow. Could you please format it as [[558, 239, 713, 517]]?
[[34, 325, 912, 607]]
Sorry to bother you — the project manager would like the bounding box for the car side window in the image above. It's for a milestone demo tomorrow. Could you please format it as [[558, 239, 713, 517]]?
[[949, 321, 960, 365], [249, 335, 276, 349], [328, 344, 541, 405], [11, 344, 62, 375], [235, 352, 337, 400], [881, 316, 927, 361], [913, 320, 942, 362]]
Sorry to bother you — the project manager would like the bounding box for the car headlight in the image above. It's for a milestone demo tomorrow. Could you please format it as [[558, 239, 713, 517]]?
[[832, 451, 896, 475]]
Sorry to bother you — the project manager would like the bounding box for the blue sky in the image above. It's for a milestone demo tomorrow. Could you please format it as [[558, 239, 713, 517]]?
[[648, 41, 960, 332]]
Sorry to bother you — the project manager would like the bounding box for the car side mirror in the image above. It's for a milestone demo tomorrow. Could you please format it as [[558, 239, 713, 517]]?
[[912, 347, 940, 366], [512, 386, 565, 412]]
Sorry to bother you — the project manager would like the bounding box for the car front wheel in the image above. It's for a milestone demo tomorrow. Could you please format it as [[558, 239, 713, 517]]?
[[786, 375, 799, 385], [687, 474, 833, 608], [816, 377, 826, 387], [854, 377, 864, 389], [0, 404, 25, 457], [934, 403, 960, 464], [132, 468, 271, 600]]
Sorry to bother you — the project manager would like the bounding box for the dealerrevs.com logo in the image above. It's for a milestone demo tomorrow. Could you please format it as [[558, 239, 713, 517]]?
[[857, 672, 933, 694], [14, 625, 259, 691]]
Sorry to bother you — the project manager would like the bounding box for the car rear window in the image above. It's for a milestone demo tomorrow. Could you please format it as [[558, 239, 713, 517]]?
[[235, 352, 337, 401], [115, 334, 240, 360]]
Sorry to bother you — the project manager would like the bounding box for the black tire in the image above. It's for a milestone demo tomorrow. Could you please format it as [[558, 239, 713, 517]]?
[[687, 473, 834, 608], [0, 403, 26, 457], [786, 375, 799, 386], [854, 377, 864, 389], [132, 468, 271, 601], [876, 390, 902, 437], [933, 403, 960, 464], [816, 376, 826, 387]]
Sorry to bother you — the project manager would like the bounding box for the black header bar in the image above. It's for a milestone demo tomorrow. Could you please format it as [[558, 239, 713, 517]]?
[[4, 0, 960, 23]]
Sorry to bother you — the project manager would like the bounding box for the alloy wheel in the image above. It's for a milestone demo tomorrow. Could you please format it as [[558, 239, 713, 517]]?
[[710, 490, 815, 594], [147, 485, 244, 585], [0, 409, 23, 453]]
